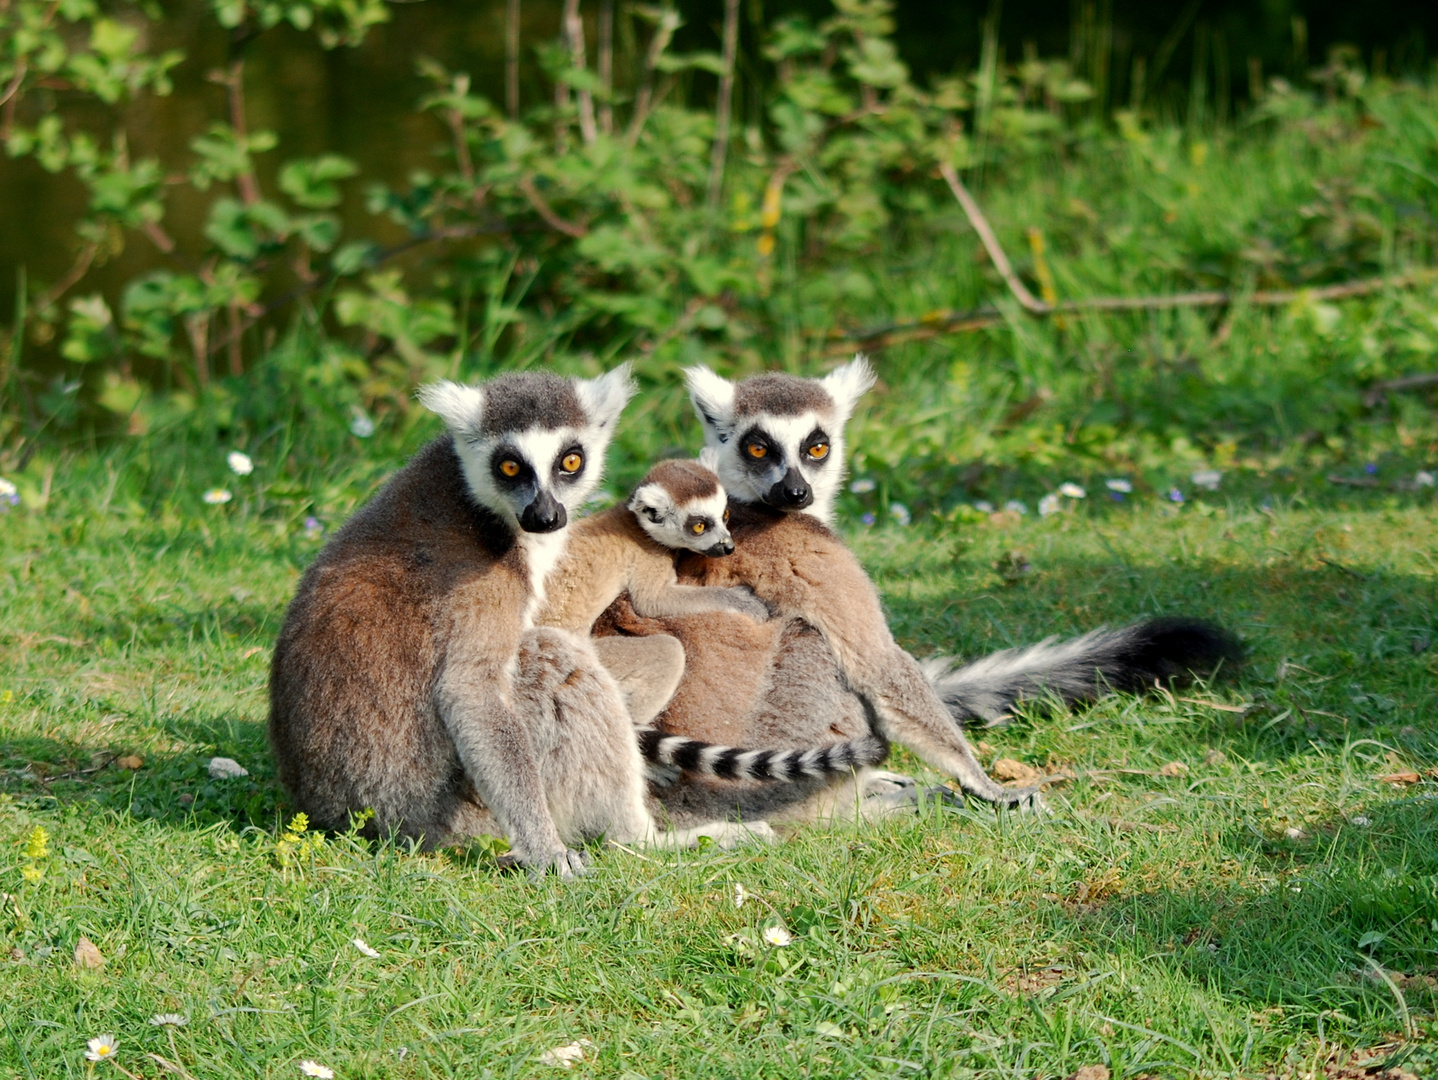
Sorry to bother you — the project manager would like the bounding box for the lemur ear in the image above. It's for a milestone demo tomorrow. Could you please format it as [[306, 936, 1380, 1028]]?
[[695, 446, 721, 473], [575, 362, 637, 431], [684, 365, 737, 443], [819, 354, 876, 422], [417, 380, 485, 439], [628, 482, 675, 523]]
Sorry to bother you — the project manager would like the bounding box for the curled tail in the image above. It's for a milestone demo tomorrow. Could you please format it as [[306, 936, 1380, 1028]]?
[[637, 729, 887, 783], [922, 617, 1241, 725]]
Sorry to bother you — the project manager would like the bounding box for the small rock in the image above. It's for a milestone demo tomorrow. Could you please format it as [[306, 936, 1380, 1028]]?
[[115, 755, 143, 770], [1202, 748, 1226, 766], [207, 757, 249, 780], [74, 936, 105, 970], [9, 947, 22, 962], [1157, 761, 1189, 778], [1064, 1067, 1111, 1080]]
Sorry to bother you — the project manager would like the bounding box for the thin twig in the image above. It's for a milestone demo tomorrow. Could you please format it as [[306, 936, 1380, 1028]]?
[[596, 0, 613, 135], [561, 0, 597, 144], [627, 9, 677, 147], [939, 161, 1048, 313], [33, 240, 99, 314], [505, 0, 521, 118], [706, 0, 740, 207], [518, 175, 587, 237], [215, 57, 261, 206], [147, 1054, 200, 1080], [1363, 370, 1438, 407]]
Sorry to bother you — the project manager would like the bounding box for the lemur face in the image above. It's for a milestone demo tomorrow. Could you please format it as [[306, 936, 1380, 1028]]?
[[629, 459, 736, 556], [684, 356, 875, 527], [419, 366, 635, 534]]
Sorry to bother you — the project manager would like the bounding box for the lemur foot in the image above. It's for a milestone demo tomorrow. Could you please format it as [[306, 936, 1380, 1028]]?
[[525, 848, 590, 880], [860, 769, 922, 816], [705, 820, 777, 848]]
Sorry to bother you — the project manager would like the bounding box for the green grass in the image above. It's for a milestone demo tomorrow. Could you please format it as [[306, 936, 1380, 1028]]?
[[3, 446, 1437, 1079]]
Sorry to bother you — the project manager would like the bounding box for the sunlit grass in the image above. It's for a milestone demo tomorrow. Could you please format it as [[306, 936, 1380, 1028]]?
[[3, 447, 1435, 1078]]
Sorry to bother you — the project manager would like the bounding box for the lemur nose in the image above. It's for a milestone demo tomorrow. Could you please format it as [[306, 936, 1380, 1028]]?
[[519, 491, 567, 533], [708, 538, 735, 556], [780, 468, 812, 507]]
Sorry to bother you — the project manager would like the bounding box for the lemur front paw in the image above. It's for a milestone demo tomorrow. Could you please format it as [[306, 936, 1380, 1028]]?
[[706, 820, 777, 849], [724, 586, 772, 622]]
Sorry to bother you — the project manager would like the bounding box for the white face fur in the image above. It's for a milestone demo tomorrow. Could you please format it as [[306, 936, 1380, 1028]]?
[[629, 480, 735, 556], [684, 356, 875, 527]]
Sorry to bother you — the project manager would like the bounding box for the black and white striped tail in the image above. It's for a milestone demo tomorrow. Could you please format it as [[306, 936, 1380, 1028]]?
[[636, 730, 887, 782], [922, 617, 1242, 726]]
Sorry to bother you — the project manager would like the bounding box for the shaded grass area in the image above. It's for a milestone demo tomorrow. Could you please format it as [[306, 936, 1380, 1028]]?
[[2, 456, 1437, 1078]]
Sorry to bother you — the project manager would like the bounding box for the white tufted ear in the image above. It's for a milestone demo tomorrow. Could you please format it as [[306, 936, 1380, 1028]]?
[[575, 362, 637, 431], [628, 481, 676, 523], [819, 354, 876, 422], [685, 365, 737, 443], [695, 445, 722, 473], [417, 380, 485, 438]]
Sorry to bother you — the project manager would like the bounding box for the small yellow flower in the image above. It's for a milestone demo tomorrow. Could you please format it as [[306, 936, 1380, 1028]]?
[[23, 826, 49, 860], [85, 1035, 118, 1061]]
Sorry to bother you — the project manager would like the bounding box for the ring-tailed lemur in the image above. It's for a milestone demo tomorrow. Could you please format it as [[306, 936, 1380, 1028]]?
[[269, 366, 779, 877], [537, 454, 886, 782], [598, 356, 1239, 826]]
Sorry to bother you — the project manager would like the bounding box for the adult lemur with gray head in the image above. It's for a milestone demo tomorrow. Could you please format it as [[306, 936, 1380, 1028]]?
[[599, 356, 1239, 825], [268, 365, 873, 876]]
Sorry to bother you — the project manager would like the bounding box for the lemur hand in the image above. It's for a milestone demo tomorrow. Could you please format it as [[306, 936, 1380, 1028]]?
[[722, 586, 772, 622]]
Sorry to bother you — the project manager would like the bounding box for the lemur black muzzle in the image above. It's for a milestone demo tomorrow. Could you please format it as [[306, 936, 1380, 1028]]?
[[519, 491, 567, 533], [766, 468, 813, 510], [705, 538, 735, 557]]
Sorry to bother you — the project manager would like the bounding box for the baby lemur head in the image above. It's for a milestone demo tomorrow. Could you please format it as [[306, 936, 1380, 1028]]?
[[628, 456, 736, 557], [418, 365, 635, 534], [683, 355, 875, 526]]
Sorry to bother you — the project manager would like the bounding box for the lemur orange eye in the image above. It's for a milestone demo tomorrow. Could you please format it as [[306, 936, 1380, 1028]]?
[[499, 459, 521, 477], [746, 443, 767, 459], [691, 521, 706, 535], [807, 442, 829, 460], [722, 508, 730, 522], [560, 452, 583, 473]]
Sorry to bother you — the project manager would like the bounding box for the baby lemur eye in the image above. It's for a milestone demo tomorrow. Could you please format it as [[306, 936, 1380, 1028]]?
[[560, 452, 583, 473], [722, 508, 730, 522], [498, 459, 521, 478], [745, 443, 767, 459], [807, 442, 829, 460]]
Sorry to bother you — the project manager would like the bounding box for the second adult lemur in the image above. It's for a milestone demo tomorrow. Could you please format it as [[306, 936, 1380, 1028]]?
[[599, 357, 1239, 826], [538, 455, 887, 783]]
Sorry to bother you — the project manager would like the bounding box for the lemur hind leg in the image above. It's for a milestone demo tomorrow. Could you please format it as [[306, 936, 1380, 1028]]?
[[591, 633, 686, 727]]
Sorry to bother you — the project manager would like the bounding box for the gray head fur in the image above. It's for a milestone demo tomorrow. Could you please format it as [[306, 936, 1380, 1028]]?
[[684, 356, 875, 526]]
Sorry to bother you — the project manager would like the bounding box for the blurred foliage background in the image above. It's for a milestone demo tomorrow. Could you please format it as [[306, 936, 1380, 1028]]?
[[3, 0, 1438, 513]]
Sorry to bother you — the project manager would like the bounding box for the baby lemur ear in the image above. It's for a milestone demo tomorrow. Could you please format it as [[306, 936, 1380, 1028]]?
[[684, 365, 737, 443], [819, 354, 876, 422], [628, 482, 676, 525], [575, 362, 637, 431], [416, 380, 486, 440]]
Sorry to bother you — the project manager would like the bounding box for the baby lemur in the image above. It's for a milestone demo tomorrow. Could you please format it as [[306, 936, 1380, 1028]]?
[[538, 455, 886, 784]]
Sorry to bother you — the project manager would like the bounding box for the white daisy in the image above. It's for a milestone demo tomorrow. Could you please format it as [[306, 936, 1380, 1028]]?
[[1416, 471, 1435, 487], [1003, 499, 1028, 515], [298, 1062, 335, 1078], [352, 938, 380, 958], [849, 478, 876, 493], [973, 500, 995, 513], [733, 884, 749, 909], [148, 1013, 188, 1027], [85, 1035, 119, 1061], [762, 925, 793, 947], [202, 488, 233, 505], [349, 406, 376, 438], [1058, 482, 1086, 499], [1037, 493, 1062, 517], [227, 452, 254, 476], [1104, 478, 1132, 493], [1191, 469, 1222, 491], [888, 502, 911, 527]]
